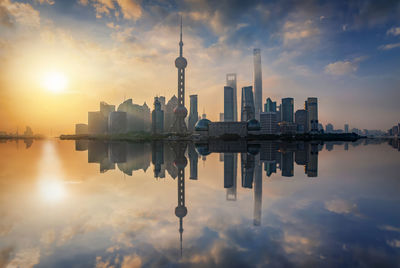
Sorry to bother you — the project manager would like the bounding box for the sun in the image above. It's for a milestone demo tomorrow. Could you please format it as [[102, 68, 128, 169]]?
[[42, 71, 68, 93]]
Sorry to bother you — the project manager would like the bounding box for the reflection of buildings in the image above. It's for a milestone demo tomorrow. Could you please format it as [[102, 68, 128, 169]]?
[[224, 153, 237, 201], [188, 143, 198, 180]]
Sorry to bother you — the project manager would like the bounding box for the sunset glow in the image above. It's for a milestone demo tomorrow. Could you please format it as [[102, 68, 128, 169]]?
[[42, 71, 68, 93]]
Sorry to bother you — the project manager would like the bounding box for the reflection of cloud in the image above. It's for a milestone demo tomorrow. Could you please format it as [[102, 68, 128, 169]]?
[[387, 26, 400, 36], [386, 239, 400, 248], [8, 247, 40, 268], [325, 199, 357, 214]]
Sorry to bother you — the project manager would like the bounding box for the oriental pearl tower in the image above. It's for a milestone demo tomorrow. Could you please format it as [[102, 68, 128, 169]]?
[[170, 17, 188, 134]]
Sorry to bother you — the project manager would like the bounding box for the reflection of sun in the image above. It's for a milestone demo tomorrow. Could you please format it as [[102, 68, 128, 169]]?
[[42, 71, 68, 93], [37, 142, 67, 204], [39, 178, 66, 202]]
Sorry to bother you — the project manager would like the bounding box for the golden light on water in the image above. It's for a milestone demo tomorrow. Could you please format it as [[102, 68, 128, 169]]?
[[42, 71, 68, 93], [37, 141, 67, 203]]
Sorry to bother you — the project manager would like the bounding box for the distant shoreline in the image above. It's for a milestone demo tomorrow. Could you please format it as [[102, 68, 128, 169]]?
[[0, 135, 45, 140], [59, 132, 364, 142]]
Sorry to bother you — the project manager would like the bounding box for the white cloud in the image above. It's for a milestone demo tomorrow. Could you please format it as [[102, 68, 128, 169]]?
[[324, 57, 366, 76], [378, 42, 400, 51], [325, 199, 357, 214], [387, 26, 400, 36], [0, 0, 40, 28], [282, 19, 319, 46]]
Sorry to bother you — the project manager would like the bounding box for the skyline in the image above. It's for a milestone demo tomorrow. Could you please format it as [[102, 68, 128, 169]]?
[[1, 0, 400, 135]]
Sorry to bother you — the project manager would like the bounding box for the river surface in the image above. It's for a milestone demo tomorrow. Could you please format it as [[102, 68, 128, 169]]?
[[0, 139, 399, 267]]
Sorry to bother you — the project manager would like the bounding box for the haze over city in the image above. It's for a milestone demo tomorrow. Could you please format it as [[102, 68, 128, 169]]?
[[0, 0, 399, 135]]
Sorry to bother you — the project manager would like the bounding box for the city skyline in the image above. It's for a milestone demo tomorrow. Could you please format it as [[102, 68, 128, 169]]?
[[0, 0, 399, 135]]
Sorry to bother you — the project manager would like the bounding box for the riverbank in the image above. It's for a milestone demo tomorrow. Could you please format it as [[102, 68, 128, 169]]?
[[60, 132, 363, 142]]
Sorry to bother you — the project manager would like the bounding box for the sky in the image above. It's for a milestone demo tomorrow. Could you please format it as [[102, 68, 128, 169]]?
[[0, 0, 399, 135]]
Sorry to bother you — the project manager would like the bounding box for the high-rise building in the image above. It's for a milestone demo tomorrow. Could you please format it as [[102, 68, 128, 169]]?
[[344, 124, 349, 133], [219, 113, 224, 121], [164, 95, 178, 132], [276, 104, 281, 122], [171, 18, 188, 134], [224, 86, 234, 121], [260, 112, 278, 134], [253, 48, 262, 120], [264, 97, 276, 112], [118, 99, 151, 132], [241, 86, 255, 121], [326, 123, 334, 133], [226, 73, 237, 121], [88, 102, 115, 134], [108, 111, 127, 134], [306, 97, 318, 133], [281, 98, 294, 123], [295, 109, 307, 133], [152, 97, 164, 134], [188, 95, 198, 132]]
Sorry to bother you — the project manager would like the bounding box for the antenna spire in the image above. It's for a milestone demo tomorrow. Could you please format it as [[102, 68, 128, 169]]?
[[179, 16, 183, 57]]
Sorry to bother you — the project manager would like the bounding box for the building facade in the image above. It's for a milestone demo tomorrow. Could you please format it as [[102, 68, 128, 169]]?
[[241, 86, 255, 122], [281, 98, 294, 123], [152, 97, 164, 134], [260, 112, 278, 134], [188, 94, 198, 132], [224, 86, 235, 121], [226, 73, 237, 121], [295, 109, 307, 134], [264, 97, 276, 112], [253, 48, 262, 120], [306, 97, 318, 133]]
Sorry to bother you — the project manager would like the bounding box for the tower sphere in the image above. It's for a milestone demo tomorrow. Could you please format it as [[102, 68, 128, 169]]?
[[174, 105, 188, 117], [174, 157, 188, 169], [175, 56, 187, 68], [175, 206, 188, 217]]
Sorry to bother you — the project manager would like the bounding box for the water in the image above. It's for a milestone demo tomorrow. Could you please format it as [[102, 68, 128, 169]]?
[[0, 139, 399, 267]]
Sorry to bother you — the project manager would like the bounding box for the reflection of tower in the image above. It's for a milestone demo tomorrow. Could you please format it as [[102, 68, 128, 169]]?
[[152, 141, 164, 178], [172, 142, 188, 257], [306, 143, 318, 177], [224, 153, 237, 201], [171, 17, 188, 134], [188, 142, 198, 180], [253, 159, 262, 226], [241, 152, 255, 188]]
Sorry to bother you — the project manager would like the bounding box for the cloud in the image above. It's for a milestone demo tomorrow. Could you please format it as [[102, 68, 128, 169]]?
[[80, 0, 142, 21], [117, 0, 142, 21], [378, 43, 400, 50], [324, 57, 366, 76], [0, 0, 40, 28], [282, 19, 319, 46], [34, 0, 55, 5], [325, 199, 357, 214], [387, 26, 400, 36]]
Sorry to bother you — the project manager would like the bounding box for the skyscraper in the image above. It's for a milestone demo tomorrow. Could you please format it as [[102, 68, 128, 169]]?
[[152, 97, 164, 134], [171, 18, 188, 134], [188, 95, 198, 132], [253, 48, 262, 120], [306, 97, 318, 133], [264, 97, 276, 112], [226, 73, 237, 121], [164, 96, 178, 132], [224, 86, 234, 121], [241, 86, 255, 121], [344, 124, 349, 133], [281, 98, 294, 123], [295, 109, 307, 133]]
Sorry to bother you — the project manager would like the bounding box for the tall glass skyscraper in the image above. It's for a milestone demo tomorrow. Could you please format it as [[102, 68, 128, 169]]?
[[188, 95, 198, 132], [241, 86, 255, 121], [224, 86, 234, 122], [253, 49, 262, 120], [226, 73, 237, 121], [281, 97, 294, 123]]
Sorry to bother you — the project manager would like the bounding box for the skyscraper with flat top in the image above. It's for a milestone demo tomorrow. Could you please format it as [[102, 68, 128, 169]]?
[[241, 86, 255, 121], [265, 97, 276, 112], [253, 49, 262, 120], [224, 86, 234, 121], [188, 95, 198, 132], [281, 98, 294, 123], [226, 73, 237, 121], [306, 97, 318, 133]]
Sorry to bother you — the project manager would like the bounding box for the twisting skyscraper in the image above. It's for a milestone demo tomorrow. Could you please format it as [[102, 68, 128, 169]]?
[[171, 17, 188, 134], [253, 49, 262, 120]]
